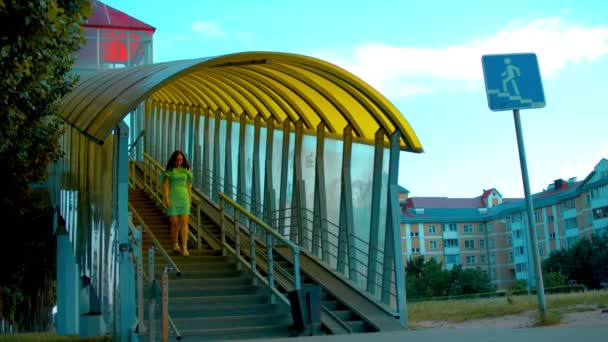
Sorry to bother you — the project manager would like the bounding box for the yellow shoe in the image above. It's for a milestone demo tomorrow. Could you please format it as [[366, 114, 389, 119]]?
[[173, 243, 181, 253], [182, 248, 189, 257]]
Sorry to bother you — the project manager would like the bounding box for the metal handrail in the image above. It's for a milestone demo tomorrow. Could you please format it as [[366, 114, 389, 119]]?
[[129, 130, 145, 154], [128, 203, 181, 275], [219, 192, 301, 305], [139, 262, 182, 340], [220, 193, 300, 253]]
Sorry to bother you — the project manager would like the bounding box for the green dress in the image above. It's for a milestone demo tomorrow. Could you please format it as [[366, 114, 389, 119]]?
[[162, 167, 193, 216]]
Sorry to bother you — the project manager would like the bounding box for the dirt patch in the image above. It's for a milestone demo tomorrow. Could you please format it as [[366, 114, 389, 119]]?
[[411, 305, 608, 329]]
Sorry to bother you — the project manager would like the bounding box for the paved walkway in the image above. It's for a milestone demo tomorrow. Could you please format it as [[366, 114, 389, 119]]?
[[243, 327, 608, 342]]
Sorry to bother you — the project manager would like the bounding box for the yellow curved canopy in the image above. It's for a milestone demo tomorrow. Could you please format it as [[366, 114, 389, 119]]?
[[59, 51, 423, 152]]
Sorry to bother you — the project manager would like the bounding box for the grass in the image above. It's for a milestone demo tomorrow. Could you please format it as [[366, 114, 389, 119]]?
[[408, 288, 608, 323]]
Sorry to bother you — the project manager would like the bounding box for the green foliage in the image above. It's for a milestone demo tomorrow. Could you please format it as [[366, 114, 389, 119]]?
[[511, 279, 528, 292], [542, 234, 608, 289], [543, 271, 566, 288], [0, 0, 91, 331], [406, 257, 494, 300], [0, 0, 91, 211]]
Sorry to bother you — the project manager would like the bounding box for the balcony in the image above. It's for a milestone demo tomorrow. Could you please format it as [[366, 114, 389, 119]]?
[[562, 208, 577, 219], [592, 216, 608, 230], [590, 196, 608, 209]]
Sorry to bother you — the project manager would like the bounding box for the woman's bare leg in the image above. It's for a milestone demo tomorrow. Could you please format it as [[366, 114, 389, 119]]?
[[179, 214, 189, 256], [169, 215, 180, 252]]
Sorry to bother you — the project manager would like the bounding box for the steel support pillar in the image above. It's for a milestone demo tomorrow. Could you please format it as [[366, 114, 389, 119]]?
[[367, 129, 385, 294], [312, 123, 329, 262]]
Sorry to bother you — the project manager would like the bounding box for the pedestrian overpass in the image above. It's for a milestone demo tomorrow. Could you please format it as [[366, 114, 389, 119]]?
[[51, 51, 423, 340]]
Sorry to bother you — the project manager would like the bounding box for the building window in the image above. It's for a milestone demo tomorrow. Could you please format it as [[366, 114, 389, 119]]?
[[515, 246, 524, 256], [514, 229, 522, 239], [444, 223, 458, 232], [444, 239, 459, 248], [411, 248, 420, 253], [411, 232, 419, 237], [487, 224, 493, 232], [534, 210, 540, 221], [480, 239, 486, 249], [538, 244, 543, 256], [480, 255, 487, 264], [445, 254, 460, 264], [591, 185, 608, 199], [464, 240, 475, 249], [489, 239, 495, 249], [561, 199, 576, 211], [547, 215, 554, 222], [507, 236, 512, 246], [466, 256, 476, 265], [429, 240, 438, 249], [564, 217, 578, 229], [549, 232, 556, 239], [593, 206, 608, 220], [463, 224, 473, 233], [490, 254, 496, 264], [478, 224, 485, 233], [516, 263, 527, 272], [565, 237, 578, 249], [428, 225, 436, 234], [491, 270, 497, 280]]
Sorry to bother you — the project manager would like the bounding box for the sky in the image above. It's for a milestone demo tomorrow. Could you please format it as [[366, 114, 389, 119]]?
[[102, 0, 608, 199]]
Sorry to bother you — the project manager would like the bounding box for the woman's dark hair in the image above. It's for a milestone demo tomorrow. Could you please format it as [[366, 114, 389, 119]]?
[[165, 150, 191, 171]]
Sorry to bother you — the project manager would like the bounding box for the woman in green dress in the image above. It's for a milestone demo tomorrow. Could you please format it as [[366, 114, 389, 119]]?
[[162, 150, 193, 256]]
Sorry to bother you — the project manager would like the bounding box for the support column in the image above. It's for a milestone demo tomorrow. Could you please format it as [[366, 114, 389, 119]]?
[[251, 115, 262, 217], [278, 119, 291, 236], [237, 113, 247, 207], [224, 112, 234, 199], [263, 119, 276, 227], [337, 126, 357, 282], [116, 121, 136, 340], [367, 129, 385, 294], [56, 224, 79, 335], [213, 110, 221, 202], [202, 108, 211, 196], [312, 123, 329, 262], [381, 131, 407, 327], [291, 120, 304, 246]]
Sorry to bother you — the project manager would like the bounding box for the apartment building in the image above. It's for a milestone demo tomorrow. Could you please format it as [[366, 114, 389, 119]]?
[[400, 158, 608, 290]]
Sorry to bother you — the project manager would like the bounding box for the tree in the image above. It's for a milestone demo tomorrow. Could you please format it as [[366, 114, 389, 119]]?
[[543, 234, 608, 289], [0, 0, 91, 331], [0, 0, 91, 210], [447, 265, 494, 296], [406, 257, 493, 300]]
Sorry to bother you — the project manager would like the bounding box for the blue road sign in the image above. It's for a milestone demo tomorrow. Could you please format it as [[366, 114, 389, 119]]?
[[481, 53, 546, 111]]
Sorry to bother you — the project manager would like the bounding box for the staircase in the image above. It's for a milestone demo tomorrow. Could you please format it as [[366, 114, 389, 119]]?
[[196, 202, 378, 334], [128, 188, 295, 341]]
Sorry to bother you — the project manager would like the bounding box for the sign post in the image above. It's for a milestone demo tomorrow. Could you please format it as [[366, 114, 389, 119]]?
[[482, 53, 547, 318]]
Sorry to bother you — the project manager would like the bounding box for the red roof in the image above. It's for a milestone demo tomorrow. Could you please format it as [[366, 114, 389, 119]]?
[[84, 0, 156, 32], [405, 194, 521, 209]]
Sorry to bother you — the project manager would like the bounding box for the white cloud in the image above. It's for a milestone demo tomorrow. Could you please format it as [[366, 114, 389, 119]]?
[[191, 21, 228, 39], [560, 143, 608, 181], [310, 17, 608, 98]]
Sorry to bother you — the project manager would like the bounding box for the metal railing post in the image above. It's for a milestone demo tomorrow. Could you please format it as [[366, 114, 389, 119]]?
[[148, 248, 155, 342], [135, 226, 145, 333], [293, 248, 301, 290], [161, 267, 169, 342], [266, 233, 275, 304], [220, 198, 226, 256], [235, 210, 242, 271], [197, 203, 202, 250], [250, 221, 257, 285]]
